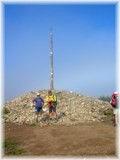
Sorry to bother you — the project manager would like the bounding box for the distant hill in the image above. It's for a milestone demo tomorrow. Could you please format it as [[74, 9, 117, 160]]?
[[4, 90, 113, 126]]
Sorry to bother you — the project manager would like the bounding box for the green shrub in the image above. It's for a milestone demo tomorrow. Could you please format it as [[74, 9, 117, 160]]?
[[103, 109, 113, 116], [98, 96, 111, 102], [3, 108, 10, 114]]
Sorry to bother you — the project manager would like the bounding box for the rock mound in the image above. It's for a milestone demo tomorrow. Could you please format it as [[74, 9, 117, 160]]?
[[4, 90, 113, 126]]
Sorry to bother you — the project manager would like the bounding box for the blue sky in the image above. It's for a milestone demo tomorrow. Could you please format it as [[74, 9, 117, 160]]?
[[4, 3, 116, 101]]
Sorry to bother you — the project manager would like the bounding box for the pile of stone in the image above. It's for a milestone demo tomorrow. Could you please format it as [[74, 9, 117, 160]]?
[[4, 90, 113, 126]]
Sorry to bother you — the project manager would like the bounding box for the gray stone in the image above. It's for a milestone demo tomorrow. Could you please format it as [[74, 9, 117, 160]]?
[[3, 90, 112, 126]]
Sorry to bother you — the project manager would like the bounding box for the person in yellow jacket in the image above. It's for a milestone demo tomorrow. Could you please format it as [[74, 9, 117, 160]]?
[[46, 90, 57, 118]]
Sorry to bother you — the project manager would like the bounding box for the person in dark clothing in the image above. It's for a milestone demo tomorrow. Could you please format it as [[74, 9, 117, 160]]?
[[33, 93, 44, 122], [110, 92, 119, 126]]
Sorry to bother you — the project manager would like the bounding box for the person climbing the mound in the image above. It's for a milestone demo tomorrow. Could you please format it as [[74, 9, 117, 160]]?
[[33, 92, 44, 122], [110, 91, 119, 126], [46, 90, 57, 118]]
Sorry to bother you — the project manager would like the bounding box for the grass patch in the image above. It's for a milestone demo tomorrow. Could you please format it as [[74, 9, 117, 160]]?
[[30, 123, 36, 127], [4, 138, 25, 155]]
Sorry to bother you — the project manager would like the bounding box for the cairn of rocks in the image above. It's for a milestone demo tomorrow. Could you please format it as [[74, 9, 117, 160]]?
[[4, 90, 113, 126]]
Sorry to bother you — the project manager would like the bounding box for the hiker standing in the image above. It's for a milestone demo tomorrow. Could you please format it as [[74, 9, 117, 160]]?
[[110, 92, 119, 126], [46, 90, 57, 118], [33, 93, 44, 122]]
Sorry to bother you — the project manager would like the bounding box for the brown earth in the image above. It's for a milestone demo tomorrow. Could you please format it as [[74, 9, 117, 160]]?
[[4, 122, 117, 157]]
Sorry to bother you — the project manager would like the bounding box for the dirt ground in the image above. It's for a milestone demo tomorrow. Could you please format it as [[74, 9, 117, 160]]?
[[4, 122, 116, 157]]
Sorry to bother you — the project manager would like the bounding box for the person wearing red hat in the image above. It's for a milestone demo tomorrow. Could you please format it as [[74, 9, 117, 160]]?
[[110, 92, 119, 126]]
